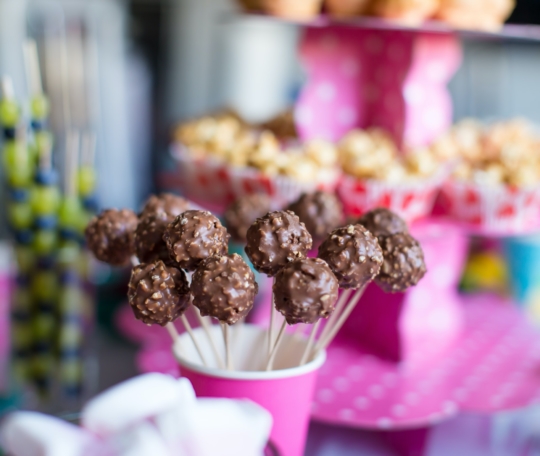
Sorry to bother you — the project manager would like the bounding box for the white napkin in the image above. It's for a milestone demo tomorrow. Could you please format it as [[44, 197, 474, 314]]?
[[0, 411, 94, 456], [1, 374, 272, 456], [81, 373, 188, 437]]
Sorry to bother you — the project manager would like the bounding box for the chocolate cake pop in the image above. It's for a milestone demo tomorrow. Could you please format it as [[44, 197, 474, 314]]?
[[223, 193, 272, 243], [273, 257, 338, 325], [357, 208, 408, 240], [163, 210, 229, 271], [128, 260, 190, 326], [245, 210, 312, 277], [191, 253, 258, 325], [287, 191, 343, 242], [375, 232, 426, 293], [85, 208, 138, 266], [134, 212, 176, 266], [318, 224, 383, 289], [141, 193, 189, 218]]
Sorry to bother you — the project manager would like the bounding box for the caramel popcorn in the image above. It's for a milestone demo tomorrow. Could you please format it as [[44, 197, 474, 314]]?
[[174, 112, 339, 183], [338, 128, 441, 183], [448, 119, 540, 188]]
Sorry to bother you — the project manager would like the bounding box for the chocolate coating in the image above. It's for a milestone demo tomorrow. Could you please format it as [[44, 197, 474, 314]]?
[[163, 210, 230, 271], [134, 212, 176, 266], [273, 258, 339, 325], [128, 260, 190, 326], [375, 233, 426, 293], [318, 224, 383, 289], [141, 193, 189, 218], [191, 254, 258, 325], [85, 209, 138, 266], [224, 194, 272, 243], [287, 191, 343, 242], [245, 210, 313, 277], [357, 208, 408, 239]]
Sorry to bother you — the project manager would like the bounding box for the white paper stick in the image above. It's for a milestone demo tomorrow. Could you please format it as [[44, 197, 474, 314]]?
[[315, 285, 367, 357], [165, 323, 179, 342], [315, 288, 352, 351], [265, 320, 287, 371], [23, 39, 43, 95], [268, 293, 275, 357], [221, 323, 233, 371], [194, 307, 224, 369], [299, 320, 321, 366], [180, 314, 207, 366], [1, 76, 15, 99]]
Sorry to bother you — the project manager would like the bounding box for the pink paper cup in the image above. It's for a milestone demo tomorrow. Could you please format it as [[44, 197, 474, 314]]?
[[440, 179, 540, 235], [172, 144, 340, 214], [337, 173, 443, 223], [173, 324, 326, 456]]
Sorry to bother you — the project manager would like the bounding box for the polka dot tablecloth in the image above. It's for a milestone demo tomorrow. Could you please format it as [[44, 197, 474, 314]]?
[[312, 294, 540, 429], [296, 26, 462, 147]]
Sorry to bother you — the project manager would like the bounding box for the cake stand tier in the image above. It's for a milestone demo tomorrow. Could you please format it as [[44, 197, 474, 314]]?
[[312, 293, 540, 430]]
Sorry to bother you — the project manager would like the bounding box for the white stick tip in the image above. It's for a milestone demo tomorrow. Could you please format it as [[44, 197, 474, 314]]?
[[1, 76, 14, 99]]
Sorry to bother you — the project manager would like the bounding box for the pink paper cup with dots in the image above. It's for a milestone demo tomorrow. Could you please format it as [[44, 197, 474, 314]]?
[[173, 324, 326, 456]]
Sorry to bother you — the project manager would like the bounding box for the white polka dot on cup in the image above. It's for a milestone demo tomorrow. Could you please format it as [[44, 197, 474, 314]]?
[[316, 82, 336, 102], [404, 84, 425, 105], [338, 107, 357, 126], [296, 106, 313, 126]]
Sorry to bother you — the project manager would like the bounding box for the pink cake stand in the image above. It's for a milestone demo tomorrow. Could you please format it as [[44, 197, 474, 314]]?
[[312, 293, 540, 430]]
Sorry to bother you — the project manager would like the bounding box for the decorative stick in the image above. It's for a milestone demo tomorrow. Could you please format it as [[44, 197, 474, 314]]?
[[165, 322, 179, 342], [299, 320, 321, 366], [221, 323, 233, 371], [194, 307, 224, 369], [1, 76, 15, 99], [266, 320, 287, 371], [180, 314, 207, 366], [315, 285, 367, 356], [316, 288, 352, 350], [268, 292, 275, 357], [23, 40, 43, 96]]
